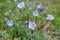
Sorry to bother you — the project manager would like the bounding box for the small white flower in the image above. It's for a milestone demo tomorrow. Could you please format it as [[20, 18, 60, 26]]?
[[14, 0, 19, 4], [28, 7, 32, 10], [47, 14, 54, 20], [8, 9, 11, 12], [28, 20, 36, 30], [17, 2, 25, 9], [7, 20, 13, 26], [37, 4, 42, 8], [14, 0, 17, 2], [4, 12, 8, 16], [33, 10, 39, 16]]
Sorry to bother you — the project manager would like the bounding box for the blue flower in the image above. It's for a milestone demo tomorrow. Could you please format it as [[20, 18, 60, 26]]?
[[47, 14, 54, 20], [28, 20, 36, 30], [7, 20, 13, 26], [37, 4, 42, 8], [33, 10, 39, 16], [17, 2, 25, 9]]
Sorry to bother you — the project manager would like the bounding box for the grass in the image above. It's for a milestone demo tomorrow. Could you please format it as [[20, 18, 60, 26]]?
[[0, 0, 60, 40]]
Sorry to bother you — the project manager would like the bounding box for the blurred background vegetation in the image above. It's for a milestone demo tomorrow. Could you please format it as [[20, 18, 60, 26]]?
[[0, 0, 60, 40]]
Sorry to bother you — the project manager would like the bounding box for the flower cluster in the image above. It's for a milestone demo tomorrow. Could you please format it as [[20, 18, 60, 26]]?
[[6, 1, 55, 30]]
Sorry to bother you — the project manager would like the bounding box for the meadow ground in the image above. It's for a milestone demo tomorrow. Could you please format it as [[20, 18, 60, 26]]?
[[0, 0, 60, 40]]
